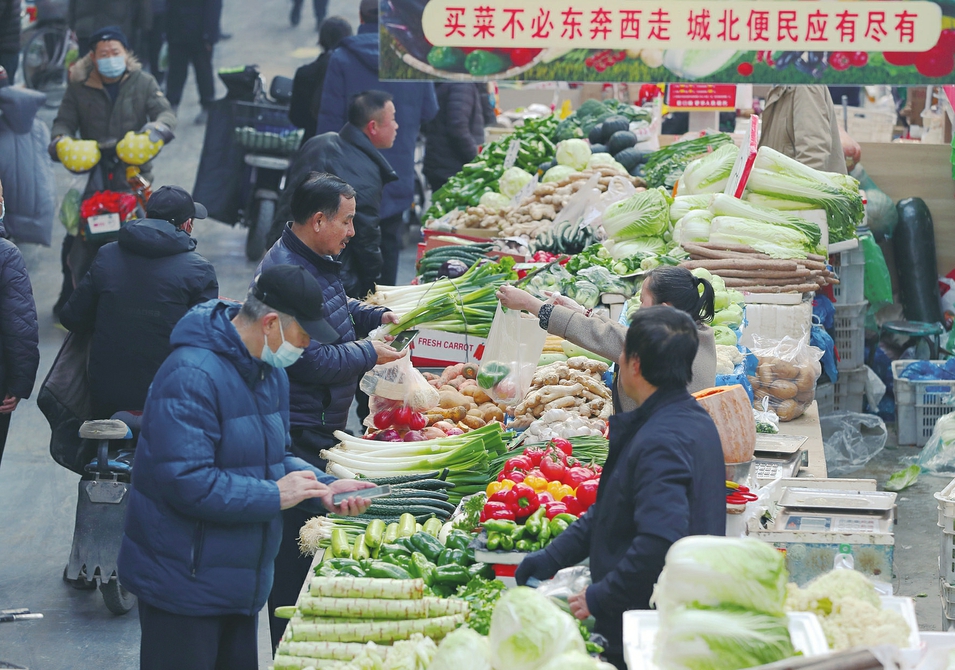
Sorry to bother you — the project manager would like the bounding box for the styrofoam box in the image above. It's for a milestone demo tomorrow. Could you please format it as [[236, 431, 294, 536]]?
[[623, 610, 829, 670], [739, 302, 813, 350]]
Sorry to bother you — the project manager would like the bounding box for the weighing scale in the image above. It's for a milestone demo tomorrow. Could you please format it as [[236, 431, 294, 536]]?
[[753, 434, 808, 484], [773, 487, 897, 534]]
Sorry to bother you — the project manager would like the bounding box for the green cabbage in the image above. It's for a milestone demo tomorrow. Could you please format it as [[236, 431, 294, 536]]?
[[654, 608, 797, 670], [556, 139, 592, 171], [714, 325, 738, 346], [709, 216, 814, 259], [480, 192, 511, 210], [587, 152, 617, 168], [681, 144, 738, 195], [670, 195, 715, 222], [488, 587, 586, 670], [713, 304, 743, 329], [601, 187, 671, 240], [542, 165, 577, 183], [499, 167, 534, 199], [604, 236, 667, 260], [429, 628, 491, 670]]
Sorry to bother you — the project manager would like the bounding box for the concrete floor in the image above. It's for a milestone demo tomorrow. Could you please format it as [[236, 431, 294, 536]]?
[[0, 1, 952, 664]]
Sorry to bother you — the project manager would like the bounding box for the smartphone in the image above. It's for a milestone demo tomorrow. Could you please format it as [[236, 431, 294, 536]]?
[[390, 330, 419, 352], [332, 484, 392, 505]]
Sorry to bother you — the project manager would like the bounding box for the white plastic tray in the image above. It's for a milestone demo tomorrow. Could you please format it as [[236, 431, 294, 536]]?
[[622, 610, 828, 670]]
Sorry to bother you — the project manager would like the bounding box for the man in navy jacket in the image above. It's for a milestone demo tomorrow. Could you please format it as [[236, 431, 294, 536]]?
[[316, 0, 437, 286], [515, 306, 726, 669], [118, 265, 375, 670]]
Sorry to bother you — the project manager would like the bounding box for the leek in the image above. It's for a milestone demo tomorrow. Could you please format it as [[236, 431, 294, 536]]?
[[709, 194, 821, 249]]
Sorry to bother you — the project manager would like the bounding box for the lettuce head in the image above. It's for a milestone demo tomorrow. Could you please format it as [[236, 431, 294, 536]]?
[[556, 139, 592, 171], [488, 587, 585, 670]]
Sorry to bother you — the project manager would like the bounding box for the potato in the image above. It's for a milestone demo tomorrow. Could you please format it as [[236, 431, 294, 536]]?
[[753, 387, 771, 402], [776, 398, 801, 421], [478, 402, 505, 423], [773, 359, 800, 380], [795, 366, 816, 393], [768, 380, 798, 400], [461, 415, 486, 430], [441, 406, 468, 423], [439, 389, 471, 410], [466, 408, 484, 418], [426, 412, 445, 426], [757, 362, 776, 385], [795, 388, 815, 404], [461, 386, 492, 405]]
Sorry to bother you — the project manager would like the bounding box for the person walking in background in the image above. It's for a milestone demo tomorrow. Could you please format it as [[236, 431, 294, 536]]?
[[144, 0, 166, 84], [164, 0, 220, 125], [289, 0, 327, 30], [423, 83, 490, 193], [289, 16, 351, 144], [759, 85, 846, 174], [0, 176, 40, 468], [69, 0, 151, 55], [59, 186, 218, 419], [316, 0, 437, 287], [117, 264, 375, 669], [0, 81, 57, 247], [0, 0, 20, 81]]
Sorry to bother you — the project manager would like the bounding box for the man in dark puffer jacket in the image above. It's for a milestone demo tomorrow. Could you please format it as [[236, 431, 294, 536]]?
[[423, 83, 491, 192], [256, 172, 404, 647], [0, 176, 40, 466], [60, 186, 218, 418]]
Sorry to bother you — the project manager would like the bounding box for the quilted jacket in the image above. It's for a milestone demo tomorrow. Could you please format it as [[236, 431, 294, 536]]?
[[0, 217, 39, 400]]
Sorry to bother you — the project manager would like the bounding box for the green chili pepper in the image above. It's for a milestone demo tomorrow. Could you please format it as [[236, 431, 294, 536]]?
[[427, 46, 465, 71], [549, 518, 570, 538], [483, 519, 517, 535], [500, 534, 515, 551], [486, 532, 502, 551], [529, 541, 541, 552]]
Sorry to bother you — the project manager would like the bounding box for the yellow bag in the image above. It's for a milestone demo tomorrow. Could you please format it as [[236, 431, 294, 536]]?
[[57, 138, 101, 173], [116, 130, 164, 166]]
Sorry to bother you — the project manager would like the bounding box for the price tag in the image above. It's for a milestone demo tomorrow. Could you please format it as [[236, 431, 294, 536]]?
[[503, 139, 520, 169], [87, 213, 121, 234]]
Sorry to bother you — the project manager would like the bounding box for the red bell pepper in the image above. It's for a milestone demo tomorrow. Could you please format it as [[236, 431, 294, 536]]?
[[512, 483, 540, 518], [482, 501, 516, 521], [507, 471, 526, 484], [563, 466, 594, 489], [544, 502, 569, 519], [549, 437, 573, 456], [560, 495, 583, 516], [503, 455, 533, 473], [576, 479, 600, 510], [537, 491, 556, 505], [522, 446, 546, 466], [489, 489, 518, 508]]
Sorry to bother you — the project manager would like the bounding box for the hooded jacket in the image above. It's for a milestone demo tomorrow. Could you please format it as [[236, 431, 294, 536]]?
[[541, 386, 726, 655], [59, 218, 218, 418], [68, 0, 151, 40], [256, 224, 389, 461], [423, 83, 487, 186], [759, 85, 847, 175], [0, 218, 39, 401], [274, 123, 397, 298], [315, 24, 438, 220], [50, 53, 176, 179], [0, 86, 56, 245], [117, 300, 335, 617]]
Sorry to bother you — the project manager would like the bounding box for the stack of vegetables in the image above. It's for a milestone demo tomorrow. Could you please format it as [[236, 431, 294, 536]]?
[[426, 116, 559, 220], [523, 244, 647, 310], [320, 423, 510, 505], [600, 187, 681, 265], [415, 242, 495, 282], [643, 132, 736, 190], [744, 147, 864, 244], [369, 258, 516, 338], [511, 358, 613, 438], [554, 97, 652, 146], [651, 536, 798, 670], [273, 574, 463, 669]]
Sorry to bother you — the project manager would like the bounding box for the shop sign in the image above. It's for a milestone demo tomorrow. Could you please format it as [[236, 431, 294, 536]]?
[[379, 0, 955, 84], [666, 84, 738, 110]]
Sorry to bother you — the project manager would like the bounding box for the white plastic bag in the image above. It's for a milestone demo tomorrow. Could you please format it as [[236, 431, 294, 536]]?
[[359, 355, 438, 411], [916, 412, 955, 475], [477, 305, 547, 407], [747, 333, 824, 422], [821, 411, 888, 477]]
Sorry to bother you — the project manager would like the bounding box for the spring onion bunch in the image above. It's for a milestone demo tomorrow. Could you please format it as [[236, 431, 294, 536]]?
[[369, 259, 517, 337], [745, 147, 863, 244]]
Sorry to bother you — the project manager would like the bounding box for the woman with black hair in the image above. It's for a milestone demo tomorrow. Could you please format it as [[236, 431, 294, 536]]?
[[496, 265, 718, 412]]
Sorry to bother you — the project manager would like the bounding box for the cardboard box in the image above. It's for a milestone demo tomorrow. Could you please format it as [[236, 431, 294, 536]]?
[[409, 329, 487, 368]]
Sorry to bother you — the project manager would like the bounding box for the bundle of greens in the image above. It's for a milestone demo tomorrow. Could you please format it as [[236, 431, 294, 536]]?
[[643, 133, 736, 189]]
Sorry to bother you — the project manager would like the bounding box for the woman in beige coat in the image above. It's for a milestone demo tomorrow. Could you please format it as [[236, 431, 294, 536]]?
[[497, 265, 717, 414]]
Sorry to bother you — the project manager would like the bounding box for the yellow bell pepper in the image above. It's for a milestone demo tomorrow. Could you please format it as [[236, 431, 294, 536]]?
[[486, 481, 505, 496], [547, 482, 575, 501], [524, 475, 548, 493], [499, 479, 515, 490]]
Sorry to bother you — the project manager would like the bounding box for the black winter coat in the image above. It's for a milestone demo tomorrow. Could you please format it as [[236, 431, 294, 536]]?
[[274, 123, 397, 298], [68, 0, 151, 40], [0, 219, 39, 401], [256, 224, 389, 462], [543, 386, 726, 655], [423, 83, 487, 185], [289, 51, 332, 143], [0, 0, 20, 54], [60, 219, 218, 418], [165, 0, 221, 45]]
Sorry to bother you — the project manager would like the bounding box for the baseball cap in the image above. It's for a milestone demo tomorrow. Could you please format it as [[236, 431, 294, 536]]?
[[146, 185, 208, 227], [251, 265, 340, 344], [88, 25, 129, 51]]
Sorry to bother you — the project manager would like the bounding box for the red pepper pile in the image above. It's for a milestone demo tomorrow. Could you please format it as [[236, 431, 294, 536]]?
[[481, 437, 602, 523]]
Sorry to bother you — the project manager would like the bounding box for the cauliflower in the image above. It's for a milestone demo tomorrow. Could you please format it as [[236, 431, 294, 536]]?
[[715, 345, 744, 375]]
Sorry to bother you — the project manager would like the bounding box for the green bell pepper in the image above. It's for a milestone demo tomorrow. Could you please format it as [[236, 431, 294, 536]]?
[[445, 530, 472, 552], [434, 564, 471, 587], [431, 583, 454, 598], [409, 532, 445, 563], [427, 46, 465, 71], [468, 562, 496, 580], [409, 552, 437, 586], [477, 362, 511, 390]]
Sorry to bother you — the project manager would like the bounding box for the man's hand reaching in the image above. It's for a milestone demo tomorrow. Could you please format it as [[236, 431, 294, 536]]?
[[276, 470, 325, 510]]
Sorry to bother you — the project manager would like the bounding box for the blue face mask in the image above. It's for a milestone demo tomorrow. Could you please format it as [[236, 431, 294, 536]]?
[[261, 319, 304, 368], [96, 55, 126, 79]]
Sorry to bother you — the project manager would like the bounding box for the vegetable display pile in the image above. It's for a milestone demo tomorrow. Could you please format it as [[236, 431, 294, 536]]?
[[415, 243, 496, 283], [651, 536, 797, 670], [512, 357, 613, 429], [370, 258, 516, 338], [320, 423, 510, 505], [643, 133, 736, 189]]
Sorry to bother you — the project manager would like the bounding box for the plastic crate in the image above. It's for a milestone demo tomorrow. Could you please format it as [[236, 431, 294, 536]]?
[[892, 360, 955, 446], [834, 301, 867, 370], [831, 245, 865, 305], [833, 366, 867, 413], [940, 577, 955, 620], [815, 381, 834, 416], [232, 101, 303, 155]]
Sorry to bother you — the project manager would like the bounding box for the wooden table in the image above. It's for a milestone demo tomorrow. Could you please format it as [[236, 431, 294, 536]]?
[[777, 401, 828, 479]]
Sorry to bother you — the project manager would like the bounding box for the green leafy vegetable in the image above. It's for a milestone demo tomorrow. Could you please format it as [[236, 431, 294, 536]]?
[[709, 216, 815, 259], [670, 194, 716, 222], [644, 133, 736, 189], [673, 210, 713, 246], [555, 139, 592, 171], [454, 577, 505, 636], [603, 236, 667, 260], [681, 144, 738, 195], [885, 464, 921, 492], [709, 194, 822, 250], [601, 187, 671, 240], [488, 587, 586, 670]]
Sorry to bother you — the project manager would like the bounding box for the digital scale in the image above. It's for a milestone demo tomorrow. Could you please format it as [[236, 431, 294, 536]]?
[[753, 434, 808, 484]]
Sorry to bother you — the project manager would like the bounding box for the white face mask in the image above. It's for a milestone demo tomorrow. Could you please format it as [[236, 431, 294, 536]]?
[[260, 318, 304, 368]]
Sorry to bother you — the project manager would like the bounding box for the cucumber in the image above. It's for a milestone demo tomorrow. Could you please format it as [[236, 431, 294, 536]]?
[[367, 472, 440, 485], [368, 504, 452, 519], [370, 499, 457, 513], [383, 490, 451, 501], [392, 479, 456, 490]]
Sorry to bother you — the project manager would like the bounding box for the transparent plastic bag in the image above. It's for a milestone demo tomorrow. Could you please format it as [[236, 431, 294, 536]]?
[[821, 411, 888, 477], [915, 412, 955, 475], [753, 396, 780, 434], [359, 355, 438, 411], [478, 305, 548, 407], [534, 566, 592, 599], [747, 333, 824, 422]]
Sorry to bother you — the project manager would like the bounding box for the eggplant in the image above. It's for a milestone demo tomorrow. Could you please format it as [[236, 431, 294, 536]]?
[[438, 259, 470, 279]]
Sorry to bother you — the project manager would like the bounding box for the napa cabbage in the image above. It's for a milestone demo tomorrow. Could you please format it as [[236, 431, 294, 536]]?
[[681, 143, 738, 195], [601, 187, 671, 240], [708, 216, 814, 259], [670, 194, 715, 222], [488, 587, 585, 670]]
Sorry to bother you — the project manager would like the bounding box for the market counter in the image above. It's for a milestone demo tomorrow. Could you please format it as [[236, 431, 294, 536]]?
[[779, 401, 828, 479]]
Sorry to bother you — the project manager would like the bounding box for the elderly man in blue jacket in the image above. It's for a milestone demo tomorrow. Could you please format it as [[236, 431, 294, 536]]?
[[118, 264, 375, 670], [316, 0, 438, 286], [514, 305, 726, 670]]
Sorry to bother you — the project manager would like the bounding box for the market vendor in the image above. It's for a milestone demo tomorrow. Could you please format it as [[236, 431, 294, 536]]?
[[514, 305, 726, 670], [759, 85, 846, 174], [496, 265, 717, 412], [255, 171, 405, 647]]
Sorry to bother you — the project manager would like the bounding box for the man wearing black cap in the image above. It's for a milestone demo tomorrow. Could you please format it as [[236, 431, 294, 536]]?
[[118, 265, 375, 670], [50, 24, 175, 316], [60, 185, 217, 419]]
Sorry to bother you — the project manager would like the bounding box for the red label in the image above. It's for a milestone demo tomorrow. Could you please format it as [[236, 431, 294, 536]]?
[[666, 84, 738, 110]]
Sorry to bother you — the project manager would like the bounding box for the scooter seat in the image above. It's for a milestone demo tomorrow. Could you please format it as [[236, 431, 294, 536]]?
[[78, 419, 131, 441]]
